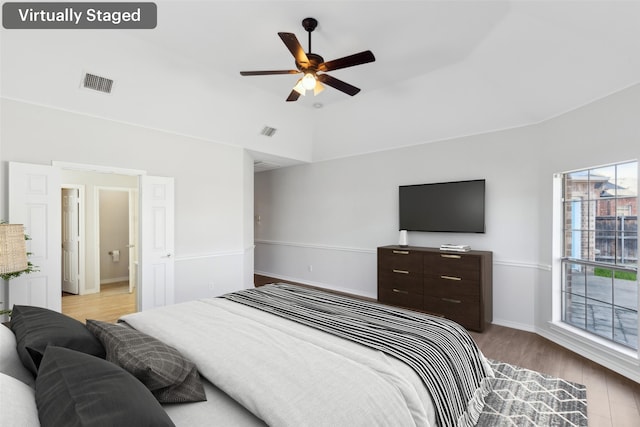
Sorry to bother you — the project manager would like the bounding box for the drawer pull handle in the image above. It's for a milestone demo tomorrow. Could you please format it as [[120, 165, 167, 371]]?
[[442, 297, 461, 304], [441, 275, 462, 281], [392, 288, 409, 294], [393, 269, 410, 274], [393, 250, 410, 255], [441, 254, 462, 259]]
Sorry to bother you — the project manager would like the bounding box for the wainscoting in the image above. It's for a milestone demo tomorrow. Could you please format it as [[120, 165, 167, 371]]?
[[255, 239, 539, 328]]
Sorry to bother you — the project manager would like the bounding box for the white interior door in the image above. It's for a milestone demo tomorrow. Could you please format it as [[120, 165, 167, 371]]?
[[9, 162, 62, 311], [61, 188, 80, 294], [139, 176, 175, 311]]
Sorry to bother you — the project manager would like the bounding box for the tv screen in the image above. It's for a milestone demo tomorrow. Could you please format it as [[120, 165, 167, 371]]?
[[399, 179, 485, 233]]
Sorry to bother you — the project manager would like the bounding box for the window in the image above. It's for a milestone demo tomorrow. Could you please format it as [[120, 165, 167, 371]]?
[[561, 161, 638, 349]]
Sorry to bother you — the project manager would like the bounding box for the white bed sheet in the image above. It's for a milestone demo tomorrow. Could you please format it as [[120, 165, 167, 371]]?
[[164, 378, 266, 427], [123, 298, 439, 427]]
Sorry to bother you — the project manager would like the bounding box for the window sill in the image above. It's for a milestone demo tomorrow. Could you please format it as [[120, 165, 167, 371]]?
[[548, 321, 638, 362]]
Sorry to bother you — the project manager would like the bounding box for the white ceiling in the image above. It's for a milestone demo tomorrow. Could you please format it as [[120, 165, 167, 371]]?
[[2, 1, 640, 169]]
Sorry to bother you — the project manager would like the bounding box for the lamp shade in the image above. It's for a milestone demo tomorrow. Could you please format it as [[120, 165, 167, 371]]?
[[302, 72, 316, 90], [292, 78, 306, 96], [0, 224, 28, 275]]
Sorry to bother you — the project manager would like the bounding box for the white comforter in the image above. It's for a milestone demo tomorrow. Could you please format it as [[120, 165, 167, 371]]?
[[122, 298, 437, 427]]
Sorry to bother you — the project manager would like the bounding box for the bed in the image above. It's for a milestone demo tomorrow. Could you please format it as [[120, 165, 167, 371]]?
[[1, 283, 493, 427]]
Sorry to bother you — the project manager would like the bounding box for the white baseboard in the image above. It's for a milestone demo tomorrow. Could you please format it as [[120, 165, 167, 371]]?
[[491, 318, 537, 333], [100, 276, 129, 285]]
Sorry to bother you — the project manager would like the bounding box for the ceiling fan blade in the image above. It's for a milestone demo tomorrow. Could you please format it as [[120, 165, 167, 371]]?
[[278, 32, 309, 67], [286, 90, 301, 102], [240, 70, 300, 76], [318, 50, 375, 72], [317, 74, 361, 96]]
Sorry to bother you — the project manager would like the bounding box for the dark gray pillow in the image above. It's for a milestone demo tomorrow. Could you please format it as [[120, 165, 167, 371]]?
[[36, 346, 175, 427], [10, 305, 105, 375], [86, 319, 206, 403]]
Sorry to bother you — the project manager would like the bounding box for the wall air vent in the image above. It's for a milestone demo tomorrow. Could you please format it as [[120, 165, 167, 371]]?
[[81, 72, 114, 94], [260, 126, 277, 137]]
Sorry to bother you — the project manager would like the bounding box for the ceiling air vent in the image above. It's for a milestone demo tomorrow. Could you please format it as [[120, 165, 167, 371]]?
[[81, 72, 114, 94], [260, 126, 277, 137]]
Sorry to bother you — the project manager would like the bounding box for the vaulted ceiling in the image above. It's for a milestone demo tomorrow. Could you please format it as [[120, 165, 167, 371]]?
[[2, 1, 639, 169]]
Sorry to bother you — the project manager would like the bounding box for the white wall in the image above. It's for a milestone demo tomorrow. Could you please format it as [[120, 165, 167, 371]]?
[[255, 83, 640, 380], [99, 190, 130, 283], [256, 121, 543, 328], [1, 98, 253, 310]]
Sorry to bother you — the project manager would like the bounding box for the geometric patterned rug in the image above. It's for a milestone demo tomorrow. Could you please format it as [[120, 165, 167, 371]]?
[[476, 360, 588, 426]]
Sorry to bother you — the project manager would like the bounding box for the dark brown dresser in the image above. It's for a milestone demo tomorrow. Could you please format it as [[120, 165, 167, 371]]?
[[377, 245, 492, 332]]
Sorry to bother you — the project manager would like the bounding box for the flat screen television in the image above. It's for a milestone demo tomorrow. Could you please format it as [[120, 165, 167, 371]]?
[[399, 179, 485, 233]]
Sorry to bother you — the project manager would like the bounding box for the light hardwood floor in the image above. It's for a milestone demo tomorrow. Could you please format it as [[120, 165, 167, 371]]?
[[256, 275, 640, 427], [61, 281, 136, 324]]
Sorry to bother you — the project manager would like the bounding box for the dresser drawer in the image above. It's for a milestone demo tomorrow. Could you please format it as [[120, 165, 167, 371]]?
[[378, 248, 423, 273], [378, 271, 423, 295], [423, 295, 480, 331], [379, 287, 424, 310], [424, 252, 480, 281], [424, 276, 480, 299]]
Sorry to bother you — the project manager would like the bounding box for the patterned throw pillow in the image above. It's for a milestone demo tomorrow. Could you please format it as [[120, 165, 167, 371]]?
[[85, 319, 206, 403]]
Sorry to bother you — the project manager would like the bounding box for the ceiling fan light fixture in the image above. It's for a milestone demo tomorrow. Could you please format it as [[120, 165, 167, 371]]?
[[301, 72, 316, 90], [313, 80, 325, 96], [293, 78, 306, 96]]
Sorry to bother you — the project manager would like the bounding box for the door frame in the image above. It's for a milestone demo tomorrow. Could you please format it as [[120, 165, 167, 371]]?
[[56, 162, 147, 312], [60, 184, 85, 295]]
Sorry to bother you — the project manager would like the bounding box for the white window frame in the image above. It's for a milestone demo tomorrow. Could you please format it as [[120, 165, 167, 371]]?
[[551, 161, 639, 357]]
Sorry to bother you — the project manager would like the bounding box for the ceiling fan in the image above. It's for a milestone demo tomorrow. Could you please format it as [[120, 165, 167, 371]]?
[[240, 17, 375, 102]]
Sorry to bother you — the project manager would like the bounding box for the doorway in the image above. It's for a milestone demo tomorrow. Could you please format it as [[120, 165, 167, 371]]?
[[60, 170, 138, 322], [8, 161, 175, 318]]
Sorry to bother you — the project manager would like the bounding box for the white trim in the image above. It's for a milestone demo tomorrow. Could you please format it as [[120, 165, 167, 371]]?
[[52, 161, 147, 176], [100, 276, 129, 285], [494, 259, 550, 271], [492, 318, 537, 333], [255, 239, 375, 254], [539, 321, 640, 383], [256, 239, 549, 270], [176, 246, 255, 262], [254, 270, 378, 300]]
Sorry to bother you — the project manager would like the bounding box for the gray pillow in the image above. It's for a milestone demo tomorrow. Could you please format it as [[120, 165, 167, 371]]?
[[86, 319, 206, 403], [36, 346, 175, 427], [10, 305, 105, 375]]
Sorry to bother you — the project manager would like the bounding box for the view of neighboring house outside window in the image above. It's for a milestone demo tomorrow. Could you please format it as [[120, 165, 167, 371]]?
[[561, 161, 638, 349]]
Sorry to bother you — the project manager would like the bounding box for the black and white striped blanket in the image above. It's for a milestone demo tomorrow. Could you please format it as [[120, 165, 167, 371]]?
[[223, 283, 492, 427]]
